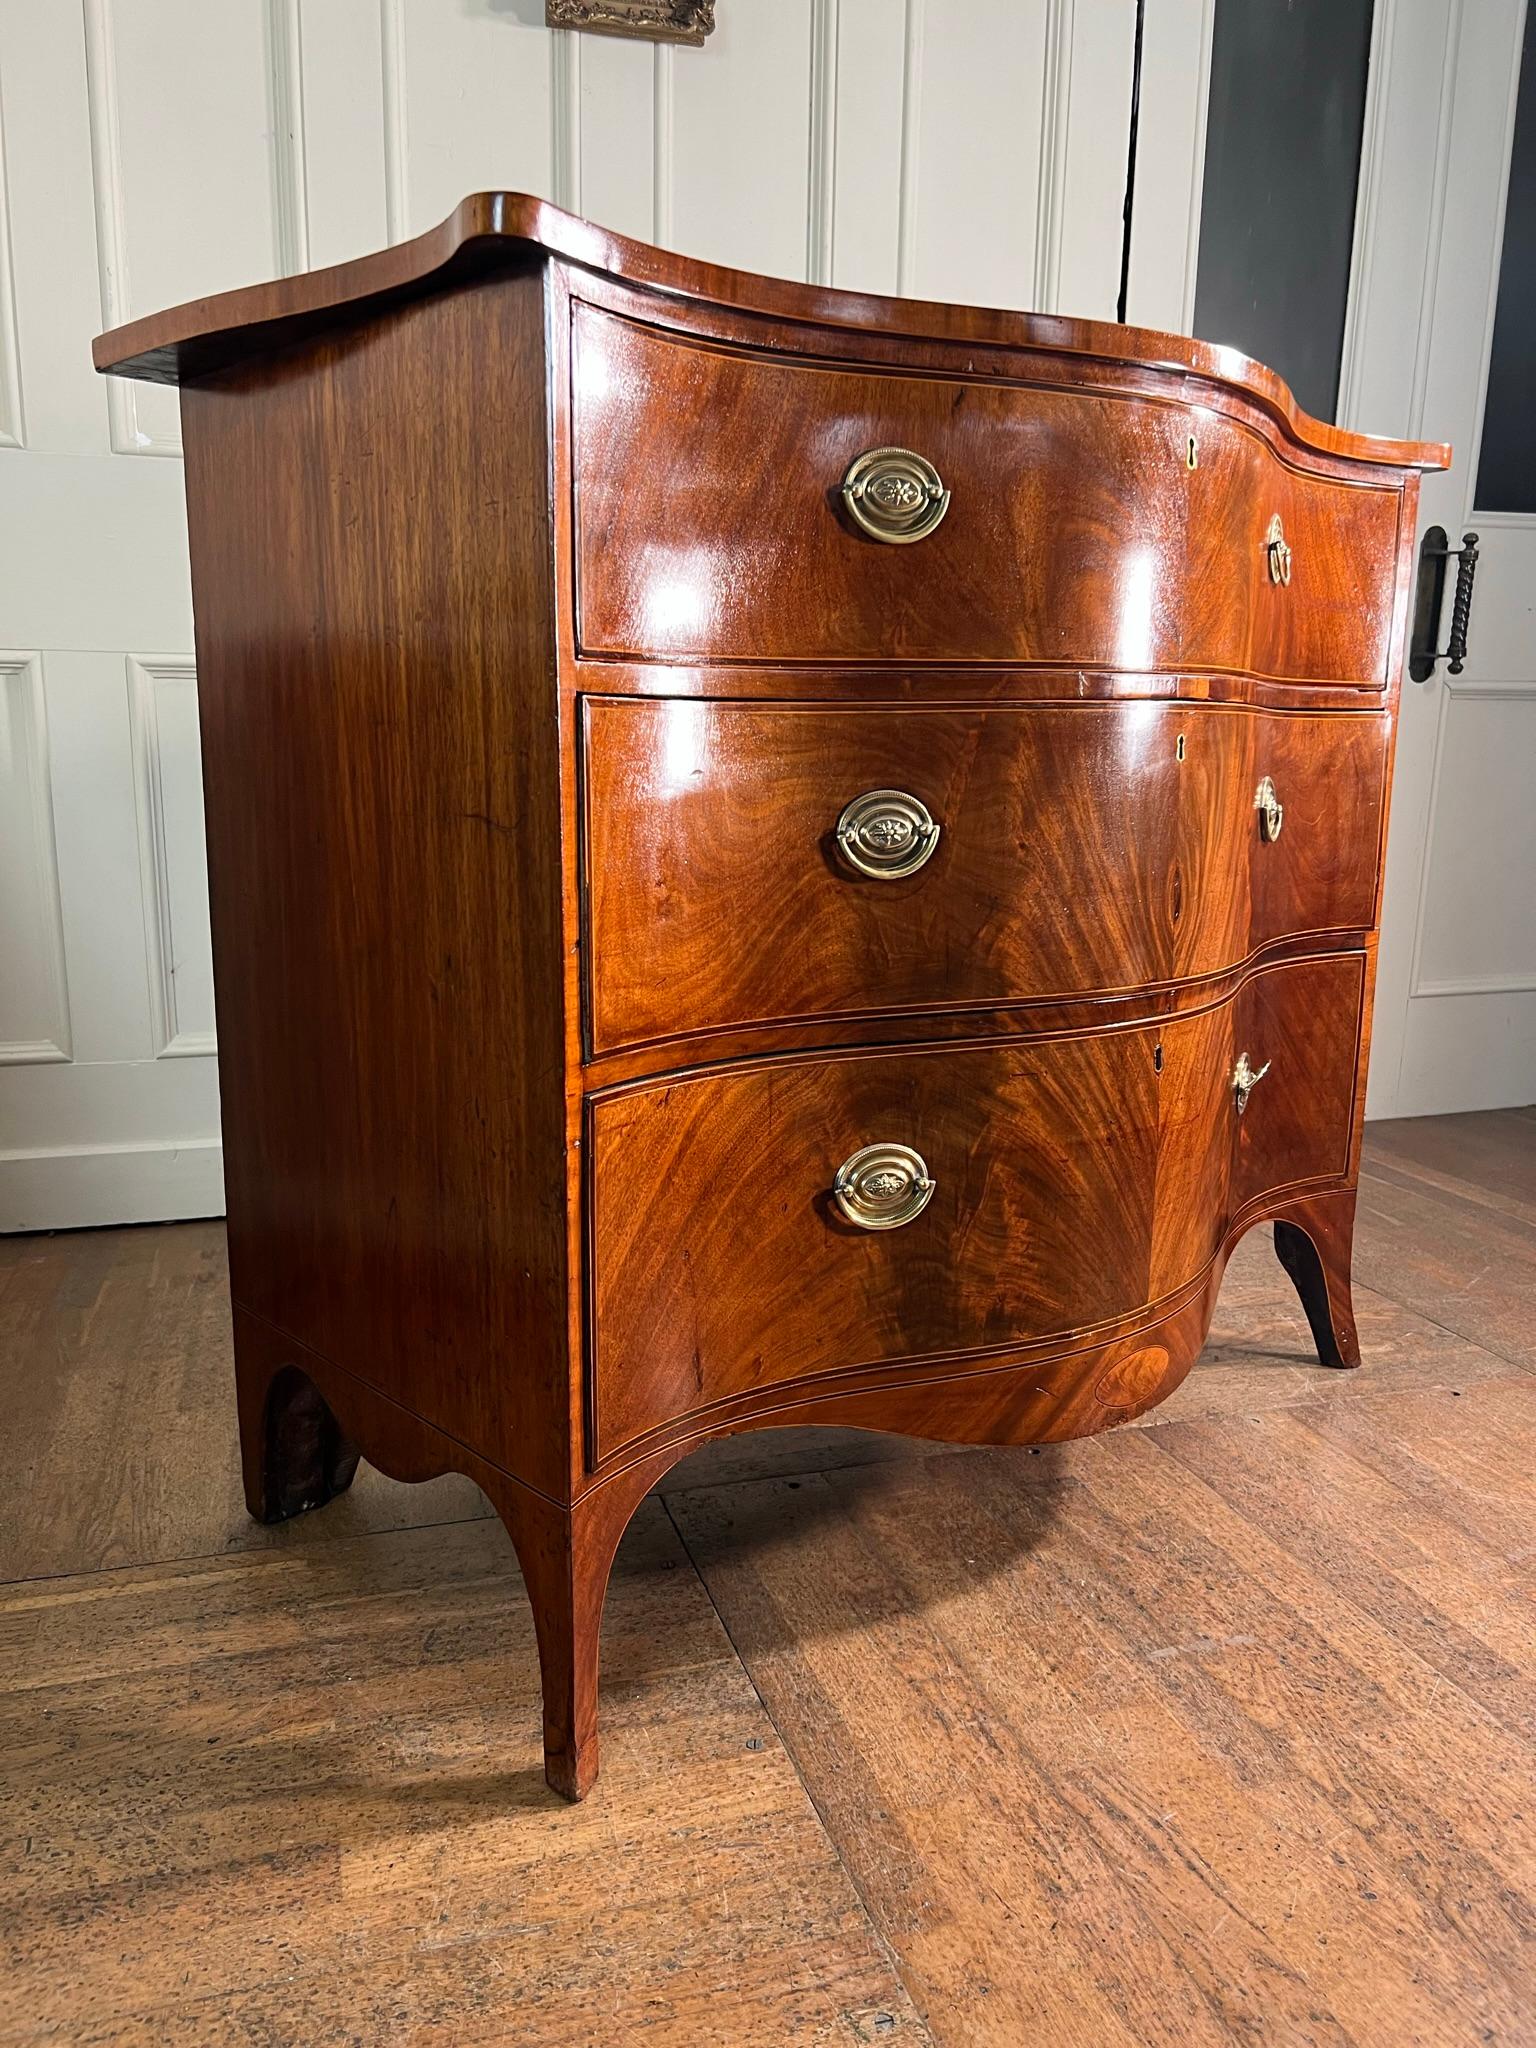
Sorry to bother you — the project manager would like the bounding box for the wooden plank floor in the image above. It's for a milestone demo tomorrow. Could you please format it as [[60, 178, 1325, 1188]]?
[[2, 1109, 1533, 2044]]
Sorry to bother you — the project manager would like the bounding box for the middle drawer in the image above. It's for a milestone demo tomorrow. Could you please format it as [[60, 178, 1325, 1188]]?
[[581, 700, 1386, 1053]]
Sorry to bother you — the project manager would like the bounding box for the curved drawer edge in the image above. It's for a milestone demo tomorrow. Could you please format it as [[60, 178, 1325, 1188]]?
[[582, 1180, 1355, 1486], [584, 939, 1369, 1097], [583, 928, 1378, 1073], [575, 660, 1397, 708]]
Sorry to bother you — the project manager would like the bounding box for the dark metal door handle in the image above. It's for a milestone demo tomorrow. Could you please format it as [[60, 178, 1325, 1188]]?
[[1409, 526, 1480, 682]]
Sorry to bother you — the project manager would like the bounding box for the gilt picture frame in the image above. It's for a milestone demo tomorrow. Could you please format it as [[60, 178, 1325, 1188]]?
[[544, 0, 715, 47]]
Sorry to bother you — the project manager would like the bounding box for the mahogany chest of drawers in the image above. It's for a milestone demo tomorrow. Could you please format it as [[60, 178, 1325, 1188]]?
[[96, 195, 1449, 1800]]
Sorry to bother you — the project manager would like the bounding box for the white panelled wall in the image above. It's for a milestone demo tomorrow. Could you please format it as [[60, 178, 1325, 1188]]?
[[1340, 0, 1536, 1118], [0, 0, 1171, 1220], [0, 0, 1219, 1230]]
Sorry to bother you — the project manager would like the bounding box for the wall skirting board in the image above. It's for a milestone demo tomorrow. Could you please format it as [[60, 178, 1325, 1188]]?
[[0, 1140, 225, 1234]]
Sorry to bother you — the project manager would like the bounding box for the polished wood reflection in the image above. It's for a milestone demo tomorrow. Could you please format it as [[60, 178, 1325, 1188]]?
[[583, 699, 1387, 1052], [589, 954, 1362, 1459], [571, 303, 1403, 682], [94, 195, 1448, 1798]]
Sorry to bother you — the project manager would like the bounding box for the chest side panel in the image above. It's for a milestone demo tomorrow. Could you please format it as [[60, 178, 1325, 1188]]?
[[182, 271, 572, 1494]]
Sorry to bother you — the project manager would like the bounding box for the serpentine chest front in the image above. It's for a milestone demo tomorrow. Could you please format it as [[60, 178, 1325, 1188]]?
[[94, 194, 1448, 1798]]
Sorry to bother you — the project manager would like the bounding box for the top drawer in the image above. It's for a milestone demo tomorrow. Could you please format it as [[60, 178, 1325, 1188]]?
[[571, 304, 1403, 684]]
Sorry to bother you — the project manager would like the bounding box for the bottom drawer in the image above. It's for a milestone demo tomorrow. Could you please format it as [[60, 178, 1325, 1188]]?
[[588, 954, 1364, 1460]]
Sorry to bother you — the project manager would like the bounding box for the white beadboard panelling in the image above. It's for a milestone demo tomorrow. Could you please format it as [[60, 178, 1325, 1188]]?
[[806, 0, 840, 286], [3, 0, 1171, 1229], [266, 0, 311, 275], [905, 0, 1049, 307], [380, 0, 408, 242], [0, 450, 191, 653], [0, 655, 71, 1064], [0, 1047, 224, 1228], [127, 658, 216, 1060], [38, 650, 156, 1065], [1355, 0, 1532, 1117], [1336, 0, 1458, 442], [81, 0, 152, 455], [295, 0, 389, 266], [102, 0, 285, 306], [1412, 688, 1536, 998], [1355, 0, 1464, 1115], [670, 0, 814, 280], [0, 0, 109, 455], [391, 0, 556, 238], [897, 0, 924, 294], [1333, 0, 1397, 430], [552, 27, 582, 215], [0, 88, 23, 446], [84, 0, 286, 456], [1123, 0, 1214, 334], [826, 0, 907, 295], [578, 34, 656, 243], [0, 1043, 221, 1157], [652, 43, 675, 246], [1414, 0, 1525, 500], [1034, 0, 1073, 311], [1053, 0, 1137, 321], [1394, 987, 1536, 1115]]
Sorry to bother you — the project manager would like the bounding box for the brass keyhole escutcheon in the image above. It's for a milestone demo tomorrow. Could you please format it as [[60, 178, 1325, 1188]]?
[[1265, 514, 1293, 586], [832, 1142, 936, 1230], [1254, 775, 1284, 843], [840, 446, 951, 544]]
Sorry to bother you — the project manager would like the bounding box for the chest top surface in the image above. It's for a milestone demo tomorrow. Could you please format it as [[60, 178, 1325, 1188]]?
[[94, 191, 1448, 475]]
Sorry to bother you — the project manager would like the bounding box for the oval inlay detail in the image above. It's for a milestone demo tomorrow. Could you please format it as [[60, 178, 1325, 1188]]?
[[1094, 1343, 1172, 1409]]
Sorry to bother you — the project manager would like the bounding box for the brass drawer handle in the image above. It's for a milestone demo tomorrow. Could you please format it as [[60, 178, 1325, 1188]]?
[[835, 788, 940, 879], [1254, 775, 1284, 843], [841, 446, 951, 544], [1232, 1052, 1271, 1116], [1265, 513, 1293, 586], [832, 1142, 936, 1230]]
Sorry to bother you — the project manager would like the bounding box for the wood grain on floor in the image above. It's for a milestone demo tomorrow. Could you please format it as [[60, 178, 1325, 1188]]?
[[671, 1376, 1536, 2047], [1, 1109, 1533, 2044], [0, 1505, 928, 2046], [0, 1222, 497, 1585], [1351, 1110, 1536, 1373]]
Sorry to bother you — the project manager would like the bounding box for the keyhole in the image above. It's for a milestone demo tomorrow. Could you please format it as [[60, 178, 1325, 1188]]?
[[1153, 1040, 1164, 1075], [1175, 731, 1186, 763], [1186, 435, 1198, 470]]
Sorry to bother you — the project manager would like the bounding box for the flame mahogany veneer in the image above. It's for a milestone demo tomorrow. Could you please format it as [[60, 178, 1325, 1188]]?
[[96, 197, 1449, 1800]]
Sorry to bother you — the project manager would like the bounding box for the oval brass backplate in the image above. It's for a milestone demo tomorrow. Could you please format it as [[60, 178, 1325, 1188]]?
[[840, 446, 951, 544], [835, 788, 940, 880], [831, 1142, 936, 1230]]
